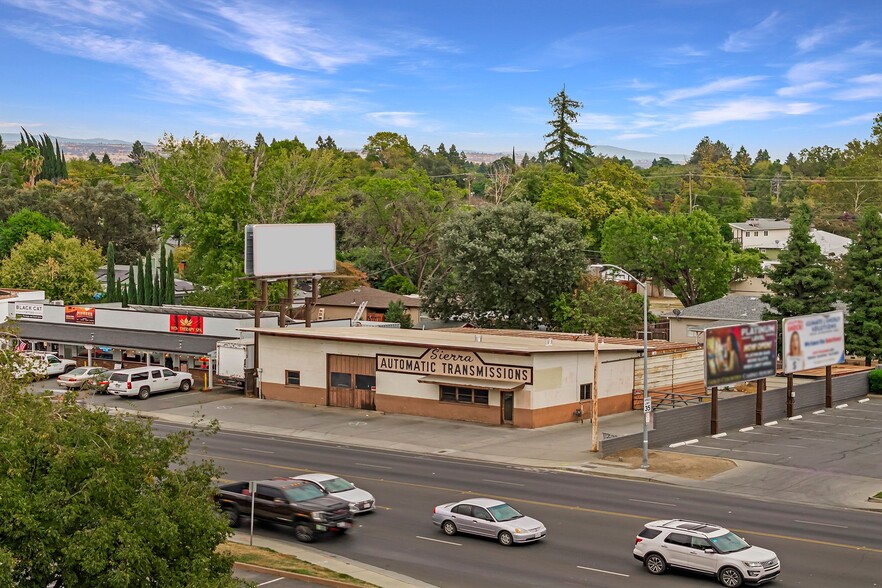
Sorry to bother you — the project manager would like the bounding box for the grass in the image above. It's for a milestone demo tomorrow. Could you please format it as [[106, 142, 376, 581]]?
[[219, 542, 378, 587], [874, 491, 882, 500]]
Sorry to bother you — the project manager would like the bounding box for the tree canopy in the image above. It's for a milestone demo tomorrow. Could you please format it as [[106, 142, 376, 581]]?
[[541, 86, 592, 173], [0, 233, 102, 303]]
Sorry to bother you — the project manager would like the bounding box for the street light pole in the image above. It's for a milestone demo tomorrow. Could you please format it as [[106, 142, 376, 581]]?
[[590, 263, 650, 470]]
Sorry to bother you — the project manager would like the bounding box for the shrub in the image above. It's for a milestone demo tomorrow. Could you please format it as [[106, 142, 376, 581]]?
[[868, 369, 882, 393]]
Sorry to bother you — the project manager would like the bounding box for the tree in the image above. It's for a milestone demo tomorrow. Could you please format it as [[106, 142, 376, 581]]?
[[382, 274, 417, 295], [88, 152, 98, 163], [842, 207, 882, 364], [136, 257, 145, 304], [126, 262, 135, 306], [363, 132, 415, 169], [105, 242, 117, 302], [551, 274, 647, 336], [762, 203, 835, 319], [0, 233, 102, 303], [384, 300, 413, 328], [0, 383, 236, 586], [423, 202, 587, 328], [0, 209, 71, 258], [101, 152, 112, 165], [18, 129, 67, 182], [129, 140, 147, 166], [159, 245, 168, 305], [166, 253, 175, 303], [0, 134, 5, 153], [540, 86, 592, 173], [601, 209, 759, 306], [21, 146, 43, 188], [144, 255, 154, 305]]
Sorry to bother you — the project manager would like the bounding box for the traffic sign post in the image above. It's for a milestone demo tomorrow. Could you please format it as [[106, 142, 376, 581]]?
[[643, 396, 652, 413]]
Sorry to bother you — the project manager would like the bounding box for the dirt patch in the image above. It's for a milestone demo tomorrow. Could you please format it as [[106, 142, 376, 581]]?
[[604, 448, 736, 480], [219, 542, 377, 587]]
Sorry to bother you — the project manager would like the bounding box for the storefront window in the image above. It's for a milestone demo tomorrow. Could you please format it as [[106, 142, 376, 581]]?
[[330, 372, 352, 388], [286, 370, 301, 386], [355, 374, 375, 390], [440, 385, 489, 405]]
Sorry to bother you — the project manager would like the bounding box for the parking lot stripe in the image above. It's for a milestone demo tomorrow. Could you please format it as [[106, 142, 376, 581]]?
[[257, 579, 284, 587], [417, 536, 462, 546], [577, 565, 630, 577], [730, 449, 780, 456]]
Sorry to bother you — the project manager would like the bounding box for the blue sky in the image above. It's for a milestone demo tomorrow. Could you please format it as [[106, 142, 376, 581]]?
[[1, 0, 881, 159]]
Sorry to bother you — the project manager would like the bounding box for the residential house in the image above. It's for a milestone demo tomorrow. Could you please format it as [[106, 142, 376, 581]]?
[[668, 295, 768, 343], [312, 286, 421, 326]]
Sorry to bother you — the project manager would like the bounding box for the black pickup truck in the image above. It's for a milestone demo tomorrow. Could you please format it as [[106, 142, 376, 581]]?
[[216, 478, 354, 542]]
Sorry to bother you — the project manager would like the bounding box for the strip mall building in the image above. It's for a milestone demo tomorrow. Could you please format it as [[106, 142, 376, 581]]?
[[248, 326, 702, 428]]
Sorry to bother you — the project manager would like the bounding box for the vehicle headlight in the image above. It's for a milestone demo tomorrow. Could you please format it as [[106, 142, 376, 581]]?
[[311, 512, 325, 522], [513, 528, 524, 533], [743, 561, 764, 567]]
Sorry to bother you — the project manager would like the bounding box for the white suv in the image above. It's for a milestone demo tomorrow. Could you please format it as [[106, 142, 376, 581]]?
[[634, 519, 780, 587], [107, 367, 194, 399]]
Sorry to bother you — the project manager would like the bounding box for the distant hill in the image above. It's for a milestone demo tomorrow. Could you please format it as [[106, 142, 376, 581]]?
[[464, 146, 687, 168], [1, 133, 153, 147]]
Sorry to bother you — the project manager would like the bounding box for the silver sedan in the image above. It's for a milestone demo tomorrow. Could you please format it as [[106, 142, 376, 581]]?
[[432, 498, 546, 546]]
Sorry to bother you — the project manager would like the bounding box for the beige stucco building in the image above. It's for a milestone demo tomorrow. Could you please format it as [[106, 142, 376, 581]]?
[[247, 327, 702, 428]]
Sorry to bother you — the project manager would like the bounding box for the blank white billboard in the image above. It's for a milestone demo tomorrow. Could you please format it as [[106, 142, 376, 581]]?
[[245, 223, 336, 277]]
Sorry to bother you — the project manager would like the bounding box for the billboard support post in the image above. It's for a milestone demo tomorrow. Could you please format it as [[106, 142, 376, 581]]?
[[755, 378, 764, 426], [786, 374, 794, 418], [710, 387, 718, 435], [825, 365, 833, 408]]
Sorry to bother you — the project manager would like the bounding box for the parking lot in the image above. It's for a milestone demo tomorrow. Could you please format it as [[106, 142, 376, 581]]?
[[669, 396, 882, 478]]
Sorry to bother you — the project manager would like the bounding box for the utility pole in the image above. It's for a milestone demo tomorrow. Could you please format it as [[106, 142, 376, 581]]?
[[689, 172, 694, 212], [772, 173, 782, 204]]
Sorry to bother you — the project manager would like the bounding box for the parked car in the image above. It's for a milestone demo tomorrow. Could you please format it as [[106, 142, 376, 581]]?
[[215, 479, 353, 543], [86, 369, 117, 393], [13, 352, 77, 380], [432, 498, 546, 546], [290, 473, 375, 513], [634, 519, 780, 587], [57, 366, 111, 389], [107, 367, 193, 399]]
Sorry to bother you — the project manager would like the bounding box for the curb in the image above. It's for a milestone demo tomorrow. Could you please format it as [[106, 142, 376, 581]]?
[[233, 562, 365, 587]]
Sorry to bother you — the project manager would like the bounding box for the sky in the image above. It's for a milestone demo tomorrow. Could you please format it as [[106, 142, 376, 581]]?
[[1, 0, 881, 159]]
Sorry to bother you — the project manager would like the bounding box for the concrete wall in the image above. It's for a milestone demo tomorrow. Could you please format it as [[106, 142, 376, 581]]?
[[601, 371, 871, 456]]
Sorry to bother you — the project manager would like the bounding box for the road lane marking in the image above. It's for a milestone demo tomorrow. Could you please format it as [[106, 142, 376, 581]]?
[[356, 462, 393, 469], [417, 536, 461, 546], [201, 452, 882, 555], [240, 447, 275, 454], [795, 520, 849, 529], [730, 449, 779, 456], [257, 579, 284, 587], [629, 499, 677, 507], [483, 479, 525, 486], [577, 565, 629, 577]]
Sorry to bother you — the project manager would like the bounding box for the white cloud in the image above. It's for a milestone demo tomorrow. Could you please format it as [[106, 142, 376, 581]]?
[[614, 133, 655, 140], [659, 76, 767, 104], [365, 111, 422, 128], [488, 66, 539, 73], [15, 29, 336, 128], [1, 0, 146, 25], [796, 21, 850, 53], [574, 112, 621, 131], [722, 11, 782, 52], [786, 58, 852, 85], [835, 74, 882, 100], [631, 95, 656, 107], [776, 81, 832, 97], [675, 99, 820, 129], [828, 112, 878, 126]]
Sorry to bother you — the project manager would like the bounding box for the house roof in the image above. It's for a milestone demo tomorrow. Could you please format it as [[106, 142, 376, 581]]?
[[730, 219, 791, 231], [435, 327, 700, 353], [810, 229, 851, 257], [317, 286, 421, 309], [672, 295, 768, 322]]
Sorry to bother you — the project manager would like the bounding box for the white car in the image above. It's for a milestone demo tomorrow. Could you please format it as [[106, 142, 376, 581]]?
[[57, 366, 110, 389], [291, 473, 376, 514], [634, 519, 780, 587], [13, 352, 76, 379]]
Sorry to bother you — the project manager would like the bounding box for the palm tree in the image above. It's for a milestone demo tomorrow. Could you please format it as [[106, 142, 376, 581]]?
[[22, 146, 44, 188]]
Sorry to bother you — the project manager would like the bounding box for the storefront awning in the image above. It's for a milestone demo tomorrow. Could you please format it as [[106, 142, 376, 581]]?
[[417, 375, 525, 391]]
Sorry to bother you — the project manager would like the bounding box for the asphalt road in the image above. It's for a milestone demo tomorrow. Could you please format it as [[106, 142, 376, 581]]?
[[168, 422, 882, 588]]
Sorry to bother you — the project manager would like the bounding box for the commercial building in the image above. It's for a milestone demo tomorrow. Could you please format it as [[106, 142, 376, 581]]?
[[248, 326, 703, 428]]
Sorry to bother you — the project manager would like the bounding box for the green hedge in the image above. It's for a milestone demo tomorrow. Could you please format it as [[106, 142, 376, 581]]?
[[869, 369, 882, 393]]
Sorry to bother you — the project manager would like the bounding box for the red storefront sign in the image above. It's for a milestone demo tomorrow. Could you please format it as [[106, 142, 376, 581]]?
[[65, 306, 96, 324], [169, 314, 204, 334]]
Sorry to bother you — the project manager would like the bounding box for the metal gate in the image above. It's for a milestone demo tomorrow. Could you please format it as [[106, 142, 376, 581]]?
[[327, 354, 376, 410]]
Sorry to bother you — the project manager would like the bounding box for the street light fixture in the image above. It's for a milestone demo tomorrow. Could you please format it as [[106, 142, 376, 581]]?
[[590, 263, 650, 470]]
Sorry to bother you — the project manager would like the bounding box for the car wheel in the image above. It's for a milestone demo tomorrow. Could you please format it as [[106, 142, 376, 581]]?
[[498, 531, 514, 546], [645, 553, 667, 575], [137, 386, 151, 400], [718, 566, 743, 587], [222, 506, 240, 528], [180, 379, 192, 391], [294, 524, 316, 543], [441, 520, 457, 536]]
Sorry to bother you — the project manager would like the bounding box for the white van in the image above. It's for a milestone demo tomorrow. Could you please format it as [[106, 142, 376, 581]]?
[[107, 367, 193, 399]]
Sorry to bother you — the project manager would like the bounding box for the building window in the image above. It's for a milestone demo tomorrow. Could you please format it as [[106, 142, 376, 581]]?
[[754, 231, 759, 236], [763, 231, 769, 236], [330, 372, 352, 388], [286, 370, 301, 386], [355, 374, 376, 390], [440, 385, 489, 405], [580, 383, 592, 400]]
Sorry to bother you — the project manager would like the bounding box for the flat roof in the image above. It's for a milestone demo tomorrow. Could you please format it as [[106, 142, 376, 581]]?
[[438, 328, 701, 354], [242, 326, 645, 355]]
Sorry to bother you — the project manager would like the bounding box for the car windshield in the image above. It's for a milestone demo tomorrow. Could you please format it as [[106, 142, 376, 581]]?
[[66, 367, 89, 376], [284, 484, 326, 502], [109, 373, 129, 382], [487, 503, 523, 522], [321, 477, 355, 492], [710, 532, 751, 553]]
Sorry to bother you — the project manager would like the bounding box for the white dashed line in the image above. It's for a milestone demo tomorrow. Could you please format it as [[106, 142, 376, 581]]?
[[240, 447, 275, 454], [356, 463, 393, 469], [482, 479, 525, 487], [629, 498, 677, 507], [577, 565, 630, 577], [417, 535, 461, 546], [794, 519, 849, 529]]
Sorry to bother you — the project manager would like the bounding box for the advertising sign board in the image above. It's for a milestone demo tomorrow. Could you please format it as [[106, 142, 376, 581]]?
[[782, 311, 845, 374], [64, 306, 96, 324], [244, 223, 336, 277], [14, 302, 43, 320], [705, 321, 778, 387], [169, 314, 204, 334]]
